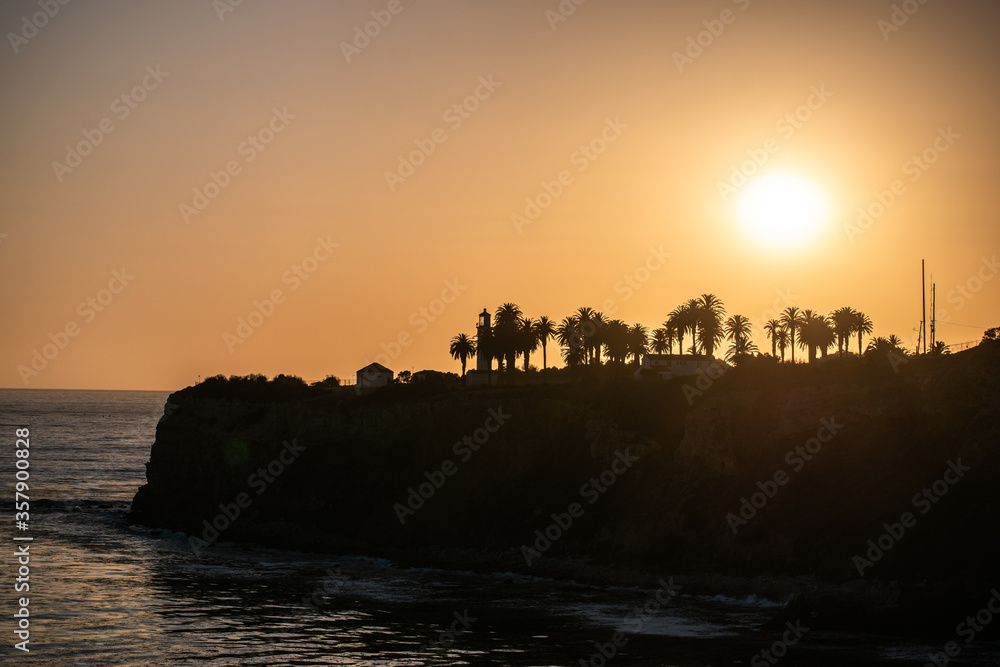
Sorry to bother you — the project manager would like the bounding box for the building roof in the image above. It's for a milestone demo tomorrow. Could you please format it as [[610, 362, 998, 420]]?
[[642, 353, 712, 361], [358, 362, 393, 374]]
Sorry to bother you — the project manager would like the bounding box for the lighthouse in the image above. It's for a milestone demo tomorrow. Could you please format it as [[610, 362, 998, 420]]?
[[476, 308, 492, 372]]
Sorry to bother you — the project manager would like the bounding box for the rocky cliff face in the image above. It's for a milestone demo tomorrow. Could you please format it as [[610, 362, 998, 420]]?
[[132, 346, 1000, 603]]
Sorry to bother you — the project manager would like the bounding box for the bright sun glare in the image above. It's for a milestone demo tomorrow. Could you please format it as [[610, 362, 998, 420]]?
[[735, 173, 830, 251]]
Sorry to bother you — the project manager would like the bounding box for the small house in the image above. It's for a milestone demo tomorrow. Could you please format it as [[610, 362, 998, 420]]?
[[357, 362, 393, 388], [634, 354, 723, 380]]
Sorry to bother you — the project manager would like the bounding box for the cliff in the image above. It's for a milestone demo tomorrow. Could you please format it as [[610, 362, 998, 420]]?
[[131, 344, 1000, 629]]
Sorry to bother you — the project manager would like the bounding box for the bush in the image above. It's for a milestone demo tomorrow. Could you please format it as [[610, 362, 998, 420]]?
[[311, 375, 341, 387]]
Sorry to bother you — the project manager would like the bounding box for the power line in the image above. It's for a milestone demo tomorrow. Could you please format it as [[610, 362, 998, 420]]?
[[937, 322, 989, 330]]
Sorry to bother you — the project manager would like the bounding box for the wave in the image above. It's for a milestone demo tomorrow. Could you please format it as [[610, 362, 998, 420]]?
[[0, 498, 131, 512]]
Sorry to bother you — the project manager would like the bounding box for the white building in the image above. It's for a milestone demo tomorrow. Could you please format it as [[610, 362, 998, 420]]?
[[357, 362, 393, 388], [634, 354, 724, 380]]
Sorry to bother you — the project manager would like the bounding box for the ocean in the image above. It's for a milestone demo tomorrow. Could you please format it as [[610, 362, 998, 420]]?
[[1, 388, 997, 665]]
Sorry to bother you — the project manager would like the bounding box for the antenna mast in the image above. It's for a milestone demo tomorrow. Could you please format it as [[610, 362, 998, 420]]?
[[930, 282, 936, 349], [921, 260, 927, 355]]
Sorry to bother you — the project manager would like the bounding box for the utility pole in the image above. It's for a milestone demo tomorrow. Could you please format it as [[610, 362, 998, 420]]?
[[930, 282, 936, 349], [921, 260, 927, 355]]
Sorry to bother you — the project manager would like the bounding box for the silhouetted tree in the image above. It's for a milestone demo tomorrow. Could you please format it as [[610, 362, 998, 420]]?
[[651, 327, 672, 354], [798, 310, 835, 362], [724, 314, 757, 363], [311, 374, 341, 387], [557, 316, 585, 366], [574, 307, 597, 364], [589, 310, 608, 364], [781, 306, 802, 363], [627, 323, 649, 364], [518, 317, 539, 371], [776, 327, 789, 362], [603, 319, 630, 365], [666, 307, 687, 355], [764, 319, 782, 358], [866, 335, 908, 360], [929, 340, 951, 355], [725, 314, 752, 345], [494, 303, 522, 372], [535, 316, 555, 370], [449, 333, 476, 377], [683, 298, 701, 353], [829, 306, 857, 355], [273, 374, 307, 388], [853, 311, 874, 356], [696, 293, 726, 357]]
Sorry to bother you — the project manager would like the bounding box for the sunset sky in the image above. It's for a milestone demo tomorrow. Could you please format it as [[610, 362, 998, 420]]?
[[2, 0, 998, 390]]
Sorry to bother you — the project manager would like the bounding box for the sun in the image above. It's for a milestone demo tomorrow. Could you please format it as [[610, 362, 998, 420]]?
[[735, 173, 831, 250]]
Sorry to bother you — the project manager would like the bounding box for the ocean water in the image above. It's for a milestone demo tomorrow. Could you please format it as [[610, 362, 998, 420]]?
[[1, 388, 997, 665]]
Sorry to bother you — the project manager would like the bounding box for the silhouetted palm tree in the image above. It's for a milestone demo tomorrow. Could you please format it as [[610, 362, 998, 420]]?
[[557, 316, 585, 366], [664, 323, 677, 353], [697, 294, 726, 358], [651, 327, 672, 354], [798, 310, 834, 362], [518, 317, 539, 371], [776, 327, 789, 362], [764, 319, 782, 357], [725, 339, 759, 363], [929, 340, 950, 355], [449, 333, 476, 377], [627, 323, 649, 364], [829, 307, 857, 355], [781, 306, 802, 363], [724, 314, 756, 363], [684, 298, 701, 353], [725, 314, 752, 346], [799, 309, 819, 362], [853, 311, 873, 356], [818, 316, 837, 358], [603, 319, 630, 365], [666, 307, 686, 355], [535, 316, 555, 370], [699, 293, 726, 316], [589, 310, 607, 364], [494, 303, 522, 372], [866, 335, 908, 359], [575, 307, 599, 364]]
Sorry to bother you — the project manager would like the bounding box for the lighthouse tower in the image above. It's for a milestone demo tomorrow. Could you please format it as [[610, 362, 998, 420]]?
[[476, 308, 492, 372]]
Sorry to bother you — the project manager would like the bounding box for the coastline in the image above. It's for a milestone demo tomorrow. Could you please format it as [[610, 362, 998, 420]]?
[[130, 344, 1000, 641]]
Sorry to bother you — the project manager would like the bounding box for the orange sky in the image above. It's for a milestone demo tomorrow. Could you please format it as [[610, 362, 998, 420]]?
[[2, 0, 998, 390]]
